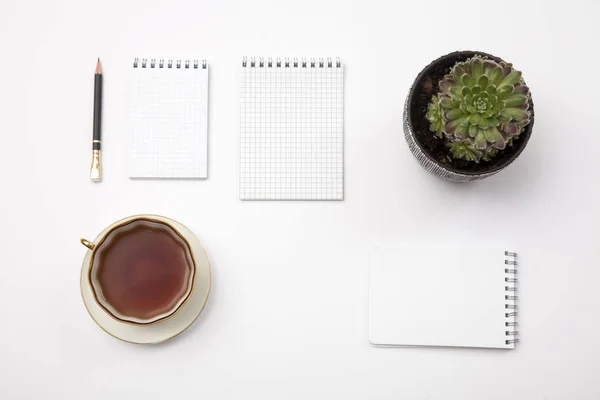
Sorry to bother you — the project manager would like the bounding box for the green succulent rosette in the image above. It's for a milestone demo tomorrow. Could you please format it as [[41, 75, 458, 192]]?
[[426, 55, 531, 162]]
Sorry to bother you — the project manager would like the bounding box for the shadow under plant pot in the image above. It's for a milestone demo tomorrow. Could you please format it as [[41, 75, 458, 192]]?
[[403, 50, 534, 182]]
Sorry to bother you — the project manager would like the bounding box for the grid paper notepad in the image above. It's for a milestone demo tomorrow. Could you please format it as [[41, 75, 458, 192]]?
[[240, 57, 344, 200], [130, 58, 208, 179]]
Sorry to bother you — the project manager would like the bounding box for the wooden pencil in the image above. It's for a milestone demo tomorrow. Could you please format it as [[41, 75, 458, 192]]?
[[90, 58, 102, 182]]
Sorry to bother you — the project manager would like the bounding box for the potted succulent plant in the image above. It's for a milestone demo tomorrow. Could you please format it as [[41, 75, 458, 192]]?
[[403, 51, 534, 182]]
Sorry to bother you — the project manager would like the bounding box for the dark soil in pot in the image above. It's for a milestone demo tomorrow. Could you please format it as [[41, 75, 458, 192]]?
[[408, 50, 534, 175]]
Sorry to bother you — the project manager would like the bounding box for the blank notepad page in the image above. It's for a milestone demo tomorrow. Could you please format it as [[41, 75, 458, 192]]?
[[240, 58, 344, 200], [130, 58, 208, 179], [369, 245, 518, 349]]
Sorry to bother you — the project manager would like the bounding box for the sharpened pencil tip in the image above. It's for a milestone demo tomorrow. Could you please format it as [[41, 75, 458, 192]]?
[[95, 58, 102, 74]]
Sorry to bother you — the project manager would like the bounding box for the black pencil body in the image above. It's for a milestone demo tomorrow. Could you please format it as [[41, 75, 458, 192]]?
[[93, 73, 102, 150]]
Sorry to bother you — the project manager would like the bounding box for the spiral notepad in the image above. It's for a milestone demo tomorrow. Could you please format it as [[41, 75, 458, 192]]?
[[130, 58, 208, 179], [240, 57, 344, 200], [369, 245, 519, 349]]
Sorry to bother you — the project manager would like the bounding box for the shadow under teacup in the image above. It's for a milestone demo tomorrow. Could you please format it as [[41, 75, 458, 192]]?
[[80, 217, 196, 325]]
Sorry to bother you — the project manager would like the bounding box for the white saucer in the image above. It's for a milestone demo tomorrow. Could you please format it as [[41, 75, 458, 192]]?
[[80, 214, 211, 344]]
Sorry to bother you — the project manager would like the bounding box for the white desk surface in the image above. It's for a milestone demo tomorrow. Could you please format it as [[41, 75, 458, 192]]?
[[1, 0, 599, 398]]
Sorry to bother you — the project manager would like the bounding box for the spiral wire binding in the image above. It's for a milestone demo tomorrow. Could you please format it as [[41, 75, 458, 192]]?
[[504, 251, 519, 345], [133, 58, 207, 69], [242, 57, 342, 68]]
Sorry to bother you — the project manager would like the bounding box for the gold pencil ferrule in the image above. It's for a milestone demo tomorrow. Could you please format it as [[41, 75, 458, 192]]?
[[90, 149, 102, 182]]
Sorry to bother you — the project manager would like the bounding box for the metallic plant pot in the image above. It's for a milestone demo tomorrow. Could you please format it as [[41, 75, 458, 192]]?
[[403, 51, 534, 182]]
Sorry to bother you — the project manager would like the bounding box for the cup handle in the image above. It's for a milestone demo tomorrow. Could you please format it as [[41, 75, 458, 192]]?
[[80, 238, 96, 250]]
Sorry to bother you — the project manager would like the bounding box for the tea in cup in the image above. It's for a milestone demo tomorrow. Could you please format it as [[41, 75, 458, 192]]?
[[80, 217, 195, 325]]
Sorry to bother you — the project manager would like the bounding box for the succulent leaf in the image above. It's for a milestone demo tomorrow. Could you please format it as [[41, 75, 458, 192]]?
[[487, 66, 502, 85], [503, 94, 528, 108], [502, 122, 520, 136], [426, 95, 444, 137], [452, 65, 466, 83], [440, 97, 454, 109], [445, 118, 461, 134], [439, 79, 454, 96], [482, 147, 499, 161], [478, 75, 489, 89], [498, 70, 522, 89], [426, 55, 531, 162], [496, 85, 514, 99], [448, 141, 481, 162], [501, 107, 529, 122], [462, 74, 475, 87], [455, 124, 469, 139], [474, 130, 487, 149], [468, 124, 478, 137], [514, 85, 530, 96], [445, 108, 463, 120], [483, 126, 505, 149], [471, 58, 484, 81]]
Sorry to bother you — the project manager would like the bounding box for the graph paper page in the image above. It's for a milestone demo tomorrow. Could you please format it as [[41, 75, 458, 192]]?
[[240, 58, 344, 200]]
